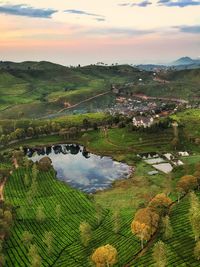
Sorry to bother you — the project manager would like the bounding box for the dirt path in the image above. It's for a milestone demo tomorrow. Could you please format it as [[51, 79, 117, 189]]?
[[57, 91, 110, 113], [132, 93, 188, 104]]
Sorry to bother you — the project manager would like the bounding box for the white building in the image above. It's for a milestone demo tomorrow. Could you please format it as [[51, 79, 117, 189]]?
[[132, 116, 154, 128]]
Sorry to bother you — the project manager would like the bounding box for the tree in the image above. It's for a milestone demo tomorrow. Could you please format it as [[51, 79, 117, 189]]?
[[23, 157, 32, 170], [194, 162, 200, 189], [113, 211, 121, 234], [32, 164, 39, 181], [148, 193, 172, 216], [189, 192, 200, 241], [82, 118, 91, 130], [22, 231, 33, 248], [161, 216, 173, 240], [81, 133, 90, 146], [190, 191, 200, 210], [43, 231, 53, 255], [69, 127, 78, 139], [27, 127, 34, 137], [55, 204, 62, 222], [79, 222, 92, 247], [36, 206, 46, 223], [176, 175, 198, 202], [27, 176, 38, 203], [171, 137, 179, 150], [3, 210, 13, 225], [91, 244, 117, 267], [164, 174, 173, 197], [194, 241, 200, 260], [28, 245, 42, 267], [152, 240, 167, 267], [95, 204, 103, 226], [37, 157, 52, 171], [15, 128, 25, 139], [24, 173, 30, 187], [131, 207, 160, 248]]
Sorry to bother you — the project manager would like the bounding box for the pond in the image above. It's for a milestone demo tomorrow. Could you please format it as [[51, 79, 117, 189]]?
[[24, 144, 132, 193]]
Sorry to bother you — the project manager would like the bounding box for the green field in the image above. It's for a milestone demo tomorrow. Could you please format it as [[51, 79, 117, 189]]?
[[0, 62, 147, 119], [4, 168, 140, 267], [0, 61, 199, 119]]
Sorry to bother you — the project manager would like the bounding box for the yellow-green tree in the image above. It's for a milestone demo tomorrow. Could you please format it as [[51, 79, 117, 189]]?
[[153, 240, 167, 267], [36, 206, 46, 223], [91, 244, 117, 267], [43, 231, 53, 255], [189, 192, 200, 241], [22, 231, 33, 248], [113, 211, 121, 234], [79, 221, 92, 247], [28, 244, 42, 267], [161, 215, 173, 240], [194, 241, 200, 260]]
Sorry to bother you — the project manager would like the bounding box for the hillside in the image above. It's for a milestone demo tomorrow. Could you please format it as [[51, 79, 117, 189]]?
[[0, 61, 199, 119], [0, 62, 148, 119], [4, 168, 139, 267]]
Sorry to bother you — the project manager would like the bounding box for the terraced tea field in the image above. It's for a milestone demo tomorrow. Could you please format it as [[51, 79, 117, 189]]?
[[4, 168, 140, 266], [132, 193, 200, 267]]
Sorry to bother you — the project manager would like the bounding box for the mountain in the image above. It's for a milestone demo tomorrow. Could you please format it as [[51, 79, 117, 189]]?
[[171, 56, 200, 66], [136, 57, 200, 71]]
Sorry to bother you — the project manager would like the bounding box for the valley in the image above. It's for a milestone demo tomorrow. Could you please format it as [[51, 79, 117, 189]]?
[[0, 62, 200, 267]]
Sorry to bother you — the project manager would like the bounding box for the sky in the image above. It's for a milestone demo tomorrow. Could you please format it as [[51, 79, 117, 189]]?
[[0, 0, 200, 65]]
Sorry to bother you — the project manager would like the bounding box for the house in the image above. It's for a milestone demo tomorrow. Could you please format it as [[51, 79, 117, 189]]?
[[132, 116, 154, 128], [178, 151, 189, 157]]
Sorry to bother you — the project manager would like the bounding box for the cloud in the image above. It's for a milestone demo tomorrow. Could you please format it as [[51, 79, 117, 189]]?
[[64, 9, 105, 21], [0, 4, 57, 18], [119, 1, 152, 7], [85, 27, 154, 36], [95, 18, 106, 22], [176, 25, 200, 33], [132, 1, 152, 7], [118, 3, 131, 6], [158, 0, 200, 7]]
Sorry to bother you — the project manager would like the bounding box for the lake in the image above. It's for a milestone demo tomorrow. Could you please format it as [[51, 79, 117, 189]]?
[[25, 144, 131, 193]]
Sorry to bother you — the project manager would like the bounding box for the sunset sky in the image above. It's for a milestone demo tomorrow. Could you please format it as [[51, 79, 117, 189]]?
[[1, 0, 200, 65]]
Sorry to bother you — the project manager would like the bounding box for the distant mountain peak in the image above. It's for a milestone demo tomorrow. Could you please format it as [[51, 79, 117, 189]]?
[[171, 56, 197, 66]]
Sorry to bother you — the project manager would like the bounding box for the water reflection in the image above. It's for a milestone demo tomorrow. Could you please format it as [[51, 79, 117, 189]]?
[[25, 144, 131, 193]]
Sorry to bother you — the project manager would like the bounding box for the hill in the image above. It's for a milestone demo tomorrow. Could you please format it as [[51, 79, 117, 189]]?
[[0, 62, 148, 119], [0, 61, 199, 119], [136, 57, 200, 71]]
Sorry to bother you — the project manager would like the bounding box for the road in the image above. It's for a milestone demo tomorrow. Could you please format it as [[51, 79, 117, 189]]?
[[57, 91, 110, 113]]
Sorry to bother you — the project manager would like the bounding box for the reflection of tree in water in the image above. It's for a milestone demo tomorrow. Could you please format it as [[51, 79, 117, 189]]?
[[66, 144, 80, 155], [53, 145, 62, 154], [26, 148, 35, 158], [36, 147, 45, 156], [82, 147, 90, 159], [25, 144, 89, 159], [46, 146, 52, 155]]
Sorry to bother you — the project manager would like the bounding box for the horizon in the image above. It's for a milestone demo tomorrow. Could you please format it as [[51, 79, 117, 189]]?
[[0, 55, 199, 67], [0, 0, 200, 65]]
